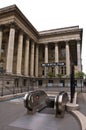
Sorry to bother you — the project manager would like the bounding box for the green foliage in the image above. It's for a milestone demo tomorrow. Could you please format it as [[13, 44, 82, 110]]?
[[47, 72, 55, 77], [57, 74, 65, 78], [75, 71, 85, 78]]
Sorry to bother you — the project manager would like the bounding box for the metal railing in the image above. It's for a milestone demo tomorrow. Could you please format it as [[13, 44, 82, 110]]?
[[0, 85, 29, 96], [0, 81, 86, 97], [37, 84, 86, 93]]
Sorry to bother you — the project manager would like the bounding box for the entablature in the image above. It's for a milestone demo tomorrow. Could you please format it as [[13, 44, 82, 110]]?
[[0, 5, 83, 45]]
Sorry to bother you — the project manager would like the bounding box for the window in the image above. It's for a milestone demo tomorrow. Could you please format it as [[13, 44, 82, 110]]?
[[52, 67, 54, 73], [61, 49, 66, 57], [48, 80, 53, 83], [23, 79, 27, 86], [60, 46, 66, 59], [60, 80, 65, 87], [42, 51, 44, 58], [61, 67, 63, 74], [42, 70, 44, 75], [38, 80, 42, 86]]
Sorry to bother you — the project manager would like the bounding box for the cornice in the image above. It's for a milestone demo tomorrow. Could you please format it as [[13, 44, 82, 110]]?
[[0, 5, 83, 42], [0, 5, 39, 38], [39, 26, 83, 38]]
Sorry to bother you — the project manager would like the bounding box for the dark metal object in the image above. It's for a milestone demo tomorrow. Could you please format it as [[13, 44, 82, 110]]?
[[0, 64, 4, 96], [1, 85, 3, 96], [70, 64, 75, 103], [55, 91, 69, 118], [24, 90, 49, 113], [80, 79, 82, 92]]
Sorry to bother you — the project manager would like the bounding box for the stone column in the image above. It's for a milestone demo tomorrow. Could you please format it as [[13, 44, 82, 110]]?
[[77, 40, 81, 71], [30, 41, 35, 77], [35, 44, 39, 77], [6, 25, 15, 73], [66, 41, 70, 76], [55, 43, 59, 76], [45, 44, 48, 63], [0, 27, 3, 60], [45, 44, 48, 76], [24, 37, 30, 76], [16, 31, 23, 75]]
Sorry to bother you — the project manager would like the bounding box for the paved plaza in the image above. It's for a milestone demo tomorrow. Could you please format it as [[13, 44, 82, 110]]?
[[0, 93, 86, 130], [77, 93, 86, 115]]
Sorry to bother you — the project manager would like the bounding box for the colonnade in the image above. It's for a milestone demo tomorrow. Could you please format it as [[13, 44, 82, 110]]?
[[0, 24, 82, 77], [0, 25, 38, 77], [44, 41, 81, 76]]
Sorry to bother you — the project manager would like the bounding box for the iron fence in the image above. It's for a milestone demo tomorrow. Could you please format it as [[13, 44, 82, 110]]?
[[0, 85, 29, 96], [0, 78, 86, 97]]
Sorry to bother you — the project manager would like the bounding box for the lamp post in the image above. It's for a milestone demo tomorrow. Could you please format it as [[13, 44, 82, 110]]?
[[70, 63, 75, 103], [0, 48, 4, 96], [0, 48, 4, 72], [0, 59, 4, 96]]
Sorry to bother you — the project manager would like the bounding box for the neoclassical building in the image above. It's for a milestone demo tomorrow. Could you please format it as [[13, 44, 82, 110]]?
[[0, 5, 83, 88]]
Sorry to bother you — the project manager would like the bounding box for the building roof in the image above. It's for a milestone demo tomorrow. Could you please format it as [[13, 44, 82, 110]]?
[[0, 4, 83, 43]]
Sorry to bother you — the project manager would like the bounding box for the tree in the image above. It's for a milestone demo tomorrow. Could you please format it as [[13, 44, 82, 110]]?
[[75, 71, 85, 78]]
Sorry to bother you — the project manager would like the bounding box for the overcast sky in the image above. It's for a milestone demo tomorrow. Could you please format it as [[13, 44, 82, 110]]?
[[0, 0, 86, 73]]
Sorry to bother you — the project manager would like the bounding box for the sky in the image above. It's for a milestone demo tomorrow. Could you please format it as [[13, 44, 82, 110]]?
[[0, 0, 86, 73]]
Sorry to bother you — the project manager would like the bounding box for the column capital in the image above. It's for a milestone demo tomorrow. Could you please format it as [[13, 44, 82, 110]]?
[[9, 22, 16, 28], [45, 43, 48, 48], [54, 41, 59, 44], [65, 40, 69, 44], [17, 28, 25, 36], [19, 29, 24, 35], [31, 41, 35, 48], [55, 42, 59, 46], [26, 36, 30, 41], [45, 42, 48, 45]]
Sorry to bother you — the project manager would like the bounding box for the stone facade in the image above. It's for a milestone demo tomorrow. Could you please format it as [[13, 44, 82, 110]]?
[[0, 5, 83, 90]]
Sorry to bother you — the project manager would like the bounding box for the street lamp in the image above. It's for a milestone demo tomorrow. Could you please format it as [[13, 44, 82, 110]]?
[[0, 48, 4, 73], [0, 58, 4, 96], [0, 59, 4, 73], [70, 63, 75, 103], [0, 48, 4, 96]]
